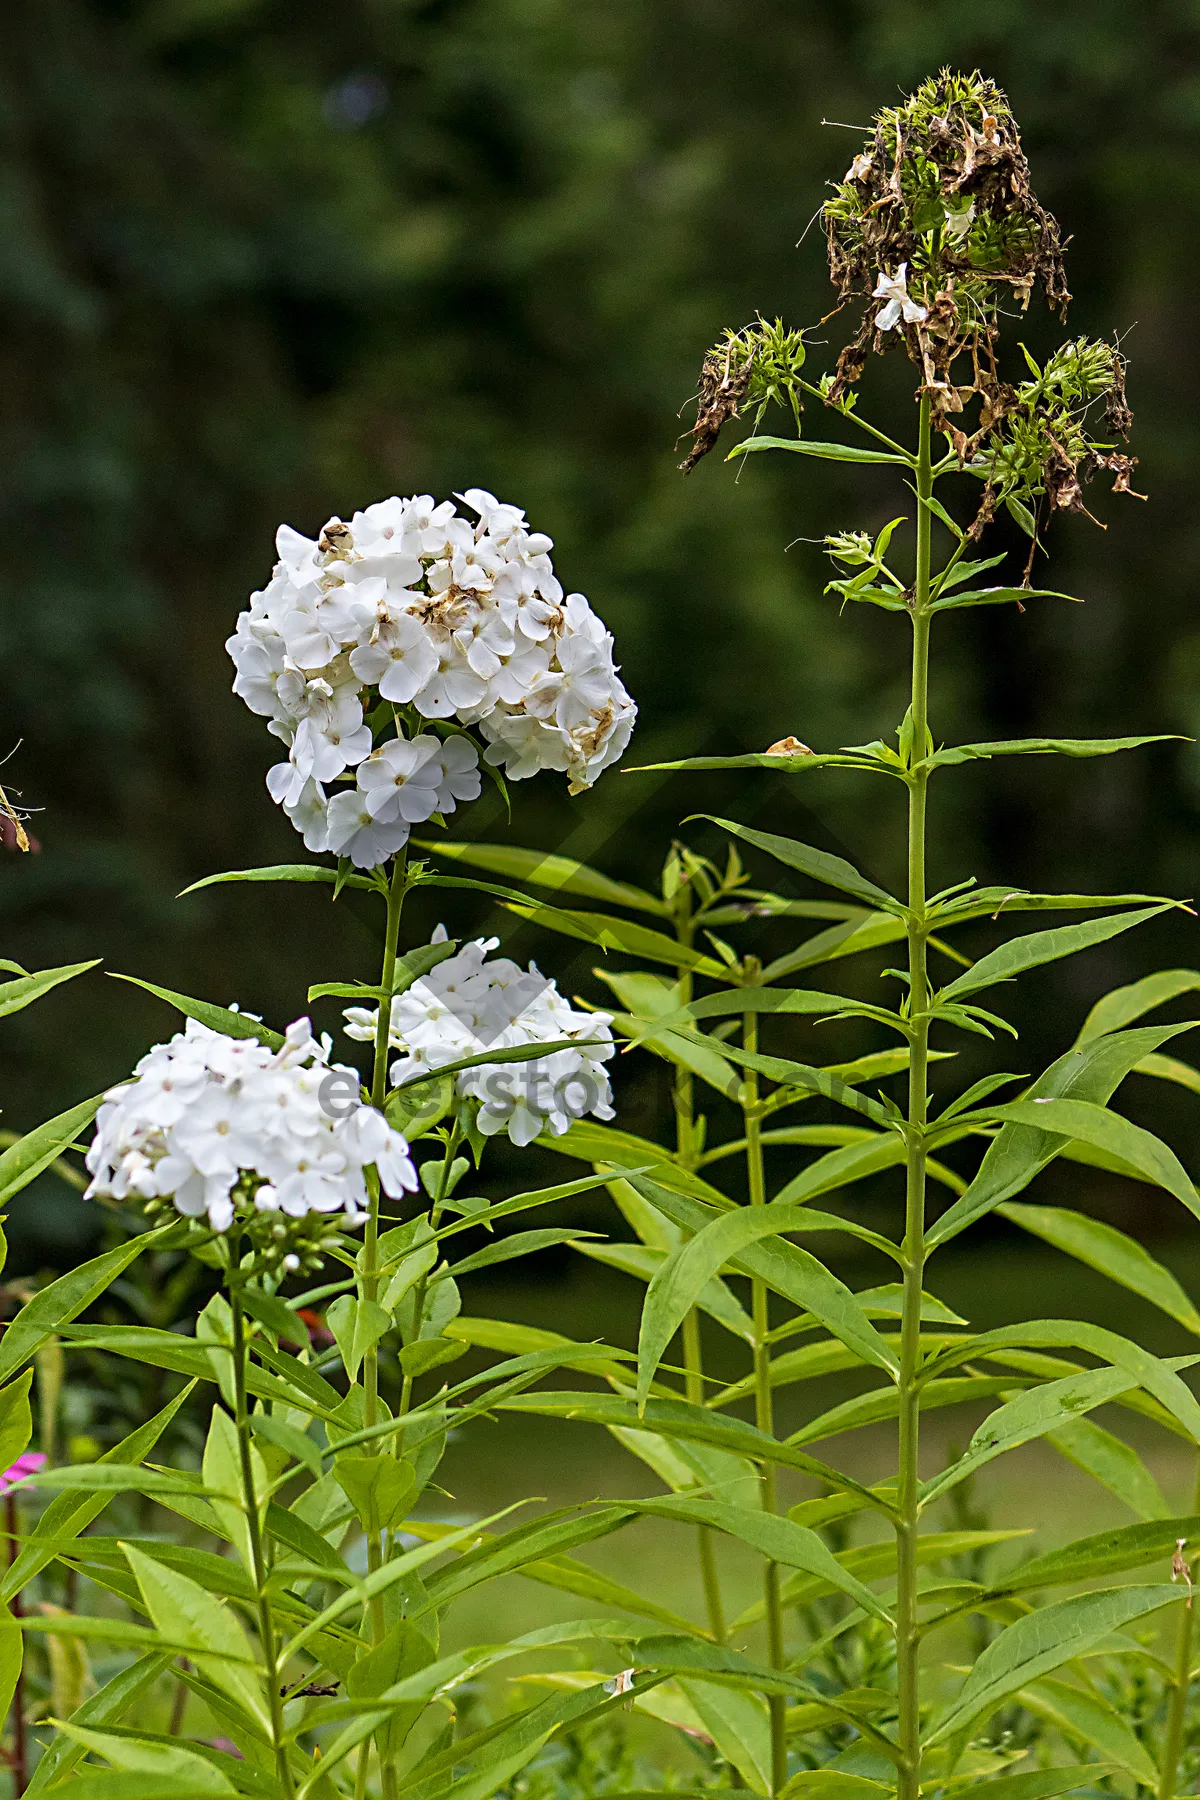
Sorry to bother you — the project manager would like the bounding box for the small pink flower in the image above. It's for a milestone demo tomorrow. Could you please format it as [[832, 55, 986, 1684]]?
[[0, 1453, 46, 1491]]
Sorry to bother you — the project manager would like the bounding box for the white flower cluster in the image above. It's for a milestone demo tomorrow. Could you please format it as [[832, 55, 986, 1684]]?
[[84, 1017, 417, 1233], [344, 929, 617, 1147], [227, 489, 636, 862]]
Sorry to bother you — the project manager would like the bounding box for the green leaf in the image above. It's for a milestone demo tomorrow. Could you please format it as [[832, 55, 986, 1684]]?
[[576, 1242, 753, 1342], [0, 1371, 33, 1484], [920, 1365, 1139, 1507], [628, 752, 885, 777], [0, 1233, 165, 1384], [333, 1454, 416, 1532], [694, 1040, 892, 1126], [501, 902, 725, 975], [0, 960, 100, 1020], [927, 1021, 1200, 1247], [933, 889, 1172, 926], [42, 1724, 237, 1793], [1077, 967, 1200, 1043], [939, 1768, 1115, 1800], [939, 906, 1171, 1003], [995, 1513, 1200, 1597], [988, 1099, 1200, 1220], [536, 1119, 730, 1207], [622, 986, 862, 1050], [637, 1205, 897, 1403], [1016, 1678, 1158, 1787], [325, 1294, 391, 1383], [729, 435, 910, 466], [122, 1541, 268, 1732], [679, 1678, 772, 1794], [447, 1228, 596, 1280], [24, 1652, 170, 1796], [178, 862, 376, 895], [412, 838, 666, 915], [238, 1284, 305, 1345], [930, 585, 1084, 613], [109, 974, 285, 1049], [998, 1201, 1200, 1333], [494, 1391, 886, 1510], [780, 1777, 892, 1800], [771, 1137, 908, 1207], [926, 1585, 1181, 1744], [0, 1093, 103, 1207], [921, 735, 1176, 770], [688, 818, 902, 915], [626, 1497, 891, 1621], [1047, 1415, 1171, 1519], [1134, 1051, 1200, 1096]]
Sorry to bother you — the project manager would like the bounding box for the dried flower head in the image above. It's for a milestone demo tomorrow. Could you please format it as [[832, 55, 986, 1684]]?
[[680, 318, 806, 472]]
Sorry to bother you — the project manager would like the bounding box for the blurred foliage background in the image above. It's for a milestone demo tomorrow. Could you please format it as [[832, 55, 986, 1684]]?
[[4, 0, 1200, 1269]]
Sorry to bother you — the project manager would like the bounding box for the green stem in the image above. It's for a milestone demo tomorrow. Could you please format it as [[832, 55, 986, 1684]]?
[[674, 880, 726, 1644], [362, 851, 409, 1800], [400, 1118, 463, 1420], [743, 1005, 786, 1796], [1157, 1453, 1200, 1800], [230, 1284, 295, 1800], [896, 395, 933, 1800]]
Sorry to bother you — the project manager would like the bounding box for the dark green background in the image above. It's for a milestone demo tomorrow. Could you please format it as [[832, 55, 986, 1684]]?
[[4, 0, 1200, 1265]]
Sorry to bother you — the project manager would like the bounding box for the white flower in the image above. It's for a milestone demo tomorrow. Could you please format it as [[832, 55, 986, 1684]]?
[[345, 932, 615, 1147], [349, 609, 439, 703], [84, 1017, 416, 1232], [356, 735, 444, 824], [873, 263, 927, 331], [326, 791, 413, 869], [232, 490, 638, 851]]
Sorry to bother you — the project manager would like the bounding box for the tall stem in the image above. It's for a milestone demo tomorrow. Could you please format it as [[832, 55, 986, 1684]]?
[[229, 1287, 295, 1800], [744, 1006, 786, 1795], [362, 853, 409, 1570], [674, 880, 726, 1642], [1157, 1453, 1200, 1800], [896, 395, 933, 1800], [6, 1492, 25, 1797]]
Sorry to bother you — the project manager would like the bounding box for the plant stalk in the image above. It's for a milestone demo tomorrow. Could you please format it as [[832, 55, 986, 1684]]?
[[743, 1005, 787, 1795], [896, 394, 934, 1800], [674, 875, 726, 1643], [229, 1284, 295, 1800], [1157, 1452, 1200, 1800]]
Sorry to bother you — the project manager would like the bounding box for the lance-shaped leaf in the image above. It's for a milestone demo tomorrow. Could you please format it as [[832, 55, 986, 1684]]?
[[932, 888, 1172, 927], [1015, 1679, 1158, 1788], [0, 959, 99, 1021], [928, 1320, 1200, 1443], [925, 1585, 1181, 1744], [3, 1383, 197, 1599], [109, 975, 285, 1050], [938, 905, 1171, 1004], [988, 1098, 1200, 1220], [623, 986, 860, 1051], [919, 1365, 1138, 1507], [729, 434, 912, 466], [0, 1232, 167, 1385], [691, 1040, 893, 1126], [391, 1034, 617, 1094], [1048, 1416, 1171, 1520], [936, 1768, 1114, 1800], [927, 1020, 1200, 1247], [535, 1118, 732, 1207], [688, 817, 903, 915], [992, 1513, 1200, 1598], [412, 839, 668, 915], [494, 1391, 887, 1508], [179, 863, 376, 895], [24, 1652, 170, 1795], [627, 1497, 891, 1620], [629, 751, 890, 778], [577, 1241, 753, 1341], [500, 901, 725, 975], [1077, 967, 1200, 1043], [929, 585, 1083, 613], [772, 1136, 908, 1207], [121, 1542, 268, 1733], [918, 736, 1176, 771], [0, 1093, 103, 1208], [638, 1205, 897, 1404], [998, 1202, 1200, 1334]]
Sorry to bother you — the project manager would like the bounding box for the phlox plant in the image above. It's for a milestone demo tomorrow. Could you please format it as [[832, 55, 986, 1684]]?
[[1, 61, 1200, 1800], [412, 66, 1200, 1800]]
